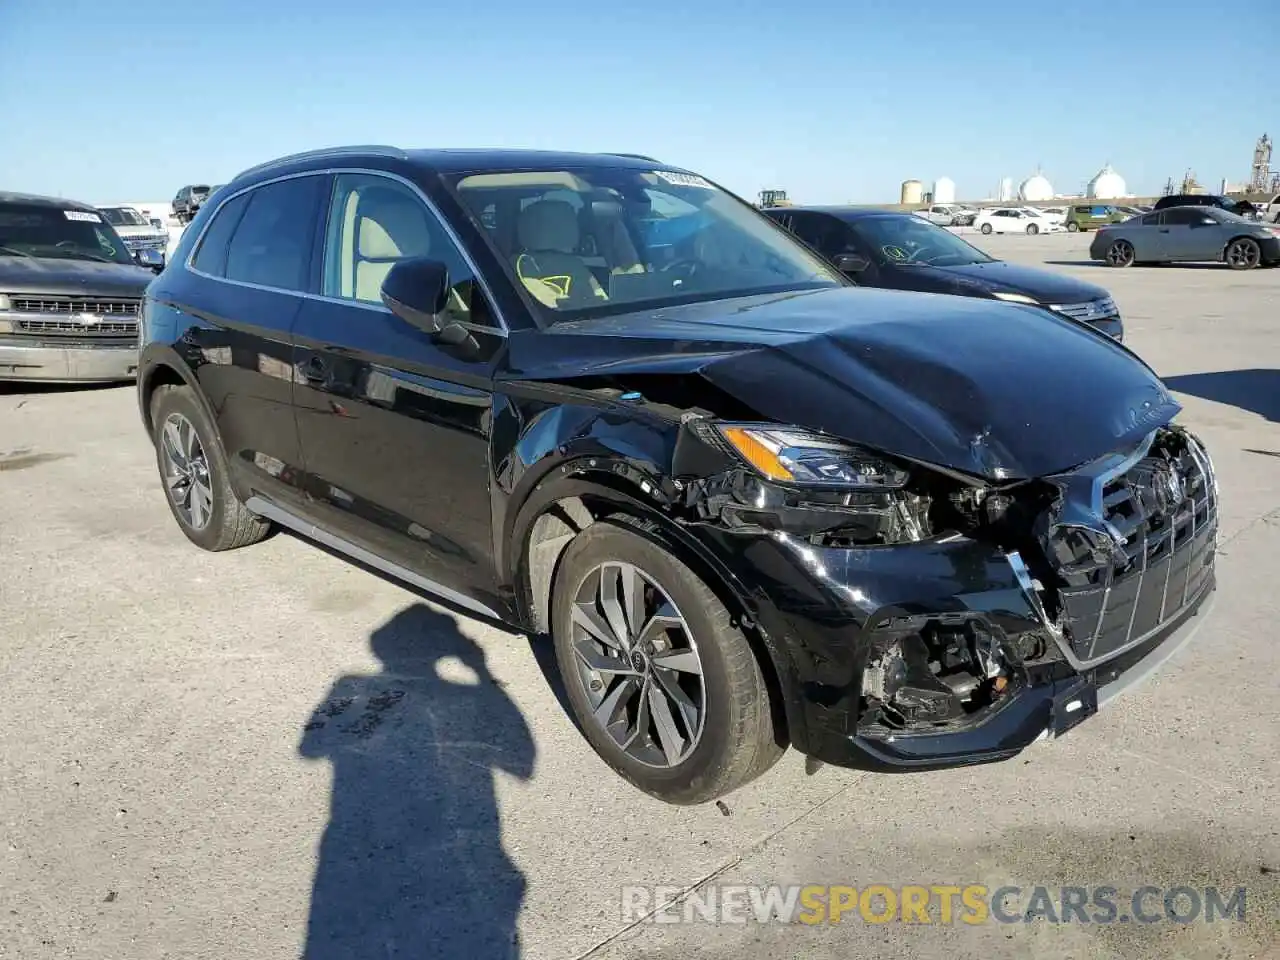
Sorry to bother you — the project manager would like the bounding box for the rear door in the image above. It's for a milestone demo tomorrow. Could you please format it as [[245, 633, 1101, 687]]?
[[291, 170, 505, 611], [178, 174, 325, 511]]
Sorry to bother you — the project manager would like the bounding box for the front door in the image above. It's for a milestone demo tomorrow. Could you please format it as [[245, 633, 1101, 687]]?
[[291, 171, 505, 612], [1155, 207, 1212, 260]]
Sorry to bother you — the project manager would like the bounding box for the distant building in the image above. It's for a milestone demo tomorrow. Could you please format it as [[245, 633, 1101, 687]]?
[[1087, 164, 1127, 199], [1019, 171, 1054, 202]]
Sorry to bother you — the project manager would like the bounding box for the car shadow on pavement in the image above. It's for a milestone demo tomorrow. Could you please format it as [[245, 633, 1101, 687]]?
[[1043, 260, 1231, 270], [299, 604, 535, 959], [1164, 369, 1280, 423]]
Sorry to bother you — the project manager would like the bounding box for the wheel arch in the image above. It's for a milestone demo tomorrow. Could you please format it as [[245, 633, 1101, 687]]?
[[1222, 233, 1262, 260], [510, 472, 799, 749]]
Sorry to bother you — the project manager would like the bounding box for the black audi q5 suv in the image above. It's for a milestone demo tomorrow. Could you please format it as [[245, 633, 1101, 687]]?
[[137, 146, 1218, 804]]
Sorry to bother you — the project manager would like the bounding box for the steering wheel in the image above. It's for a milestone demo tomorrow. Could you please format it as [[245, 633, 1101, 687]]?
[[882, 242, 944, 265], [659, 258, 700, 283]]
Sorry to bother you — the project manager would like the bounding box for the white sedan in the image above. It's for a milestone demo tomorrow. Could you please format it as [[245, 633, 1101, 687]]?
[[974, 207, 1062, 235]]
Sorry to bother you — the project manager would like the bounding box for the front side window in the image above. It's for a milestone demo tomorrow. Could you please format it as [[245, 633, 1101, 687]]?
[[1163, 208, 1207, 226], [222, 176, 323, 290], [850, 215, 994, 266], [320, 173, 481, 325], [446, 167, 843, 321], [0, 203, 133, 264]]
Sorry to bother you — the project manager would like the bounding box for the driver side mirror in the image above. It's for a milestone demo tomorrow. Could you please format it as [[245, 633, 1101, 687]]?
[[381, 257, 450, 334], [834, 253, 870, 274]]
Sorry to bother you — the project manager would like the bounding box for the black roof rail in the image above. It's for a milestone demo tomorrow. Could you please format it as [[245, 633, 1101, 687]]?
[[234, 144, 408, 180], [603, 152, 659, 162]]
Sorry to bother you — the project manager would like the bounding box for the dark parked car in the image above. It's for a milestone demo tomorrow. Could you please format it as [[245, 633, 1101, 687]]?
[[1153, 194, 1260, 219], [765, 207, 1124, 339], [137, 147, 1218, 805], [1, 191, 155, 382], [1090, 206, 1280, 269], [171, 184, 211, 224]]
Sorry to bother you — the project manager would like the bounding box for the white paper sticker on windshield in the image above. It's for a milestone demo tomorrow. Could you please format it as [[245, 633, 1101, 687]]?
[[64, 210, 102, 223], [652, 171, 714, 190]]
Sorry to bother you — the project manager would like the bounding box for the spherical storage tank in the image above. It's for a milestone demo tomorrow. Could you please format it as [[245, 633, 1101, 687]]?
[[1087, 164, 1127, 199], [1018, 172, 1054, 202], [933, 177, 956, 204], [901, 179, 924, 204]]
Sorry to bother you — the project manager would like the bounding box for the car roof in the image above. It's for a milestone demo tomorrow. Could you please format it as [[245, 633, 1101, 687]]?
[[0, 190, 100, 212], [227, 145, 685, 187]]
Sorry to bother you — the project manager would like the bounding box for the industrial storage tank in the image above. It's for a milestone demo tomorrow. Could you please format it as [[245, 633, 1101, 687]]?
[[1018, 171, 1054, 202], [933, 177, 956, 204], [998, 177, 1015, 201], [1087, 164, 1127, 199], [900, 179, 924, 204]]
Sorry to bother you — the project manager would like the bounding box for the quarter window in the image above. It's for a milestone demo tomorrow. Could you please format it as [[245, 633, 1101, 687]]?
[[191, 192, 250, 277], [320, 173, 482, 325]]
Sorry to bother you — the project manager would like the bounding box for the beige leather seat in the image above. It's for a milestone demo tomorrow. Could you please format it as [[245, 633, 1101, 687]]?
[[513, 199, 607, 307], [344, 186, 436, 302]]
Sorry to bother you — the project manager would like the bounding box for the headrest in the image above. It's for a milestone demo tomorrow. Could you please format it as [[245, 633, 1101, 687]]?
[[517, 199, 579, 254], [356, 187, 433, 259]]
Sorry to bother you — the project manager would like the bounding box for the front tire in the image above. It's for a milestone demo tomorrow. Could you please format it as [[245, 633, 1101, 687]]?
[[1105, 239, 1135, 267], [551, 519, 783, 805], [980, 223, 993, 235], [1225, 237, 1261, 270], [150, 385, 270, 552], [1066, 221, 1080, 232]]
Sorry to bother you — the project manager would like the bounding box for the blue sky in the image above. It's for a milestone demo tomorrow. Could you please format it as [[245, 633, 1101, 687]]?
[[0, 0, 1272, 205]]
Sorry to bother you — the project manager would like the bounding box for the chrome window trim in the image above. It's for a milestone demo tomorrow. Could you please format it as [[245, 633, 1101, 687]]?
[[183, 166, 509, 336]]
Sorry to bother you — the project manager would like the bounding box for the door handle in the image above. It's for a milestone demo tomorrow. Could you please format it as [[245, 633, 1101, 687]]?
[[301, 355, 329, 383], [1158, 228, 1170, 233]]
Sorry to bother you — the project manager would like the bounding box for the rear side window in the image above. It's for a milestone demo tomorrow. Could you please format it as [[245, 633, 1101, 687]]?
[[224, 176, 324, 291], [191, 192, 250, 276]]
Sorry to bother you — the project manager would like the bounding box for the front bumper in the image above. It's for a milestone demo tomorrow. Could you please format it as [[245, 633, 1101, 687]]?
[[691, 501, 1215, 773], [0, 338, 139, 382]]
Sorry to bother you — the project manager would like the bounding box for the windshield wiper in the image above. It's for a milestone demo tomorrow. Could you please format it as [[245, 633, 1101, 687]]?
[[0, 245, 36, 258]]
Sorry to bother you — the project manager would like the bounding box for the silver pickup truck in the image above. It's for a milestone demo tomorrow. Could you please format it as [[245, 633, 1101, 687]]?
[[97, 206, 168, 271]]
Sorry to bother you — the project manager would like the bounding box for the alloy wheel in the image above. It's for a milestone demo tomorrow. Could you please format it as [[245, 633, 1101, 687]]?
[[160, 412, 214, 530], [1226, 239, 1260, 269], [1106, 240, 1135, 267], [568, 561, 706, 768]]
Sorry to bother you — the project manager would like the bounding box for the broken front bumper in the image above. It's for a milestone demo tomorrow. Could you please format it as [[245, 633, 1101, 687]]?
[[691, 524, 1217, 773]]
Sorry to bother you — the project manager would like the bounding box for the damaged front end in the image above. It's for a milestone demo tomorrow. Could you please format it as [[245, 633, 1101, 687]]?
[[670, 415, 1219, 772]]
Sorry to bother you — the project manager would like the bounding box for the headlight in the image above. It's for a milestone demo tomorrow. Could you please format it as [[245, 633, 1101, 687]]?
[[991, 292, 1039, 305], [714, 424, 910, 489]]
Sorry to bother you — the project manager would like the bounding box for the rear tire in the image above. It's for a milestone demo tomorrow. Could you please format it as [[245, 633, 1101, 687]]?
[[980, 223, 993, 235], [550, 519, 783, 805], [1026, 223, 1039, 235], [1225, 237, 1261, 270], [150, 385, 271, 552]]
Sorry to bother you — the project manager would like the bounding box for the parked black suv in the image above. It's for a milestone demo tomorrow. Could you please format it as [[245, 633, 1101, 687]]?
[[1, 192, 155, 382], [1153, 194, 1259, 219], [137, 147, 1218, 804], [764, 207, 1124, 340]]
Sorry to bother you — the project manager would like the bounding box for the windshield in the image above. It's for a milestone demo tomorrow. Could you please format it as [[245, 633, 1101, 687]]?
[[851, 215, 994, 266], [0, 203, 134, 264], [101, 207, 148, 227], [446, 167, 844, 321]]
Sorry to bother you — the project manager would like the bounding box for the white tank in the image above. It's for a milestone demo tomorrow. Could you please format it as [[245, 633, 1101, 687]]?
[[1019, 173, 1054, 202], [900, 179, 924, 204], [1087, 164, 1127, 199], [933, 177, 956, 204]]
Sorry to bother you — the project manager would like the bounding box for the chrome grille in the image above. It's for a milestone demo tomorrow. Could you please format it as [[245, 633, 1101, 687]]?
[[1050, 431, 1218, 665], [10, 296, 140, 317], [15, 316, 137, 337], [1049, 297, 1118, 322]]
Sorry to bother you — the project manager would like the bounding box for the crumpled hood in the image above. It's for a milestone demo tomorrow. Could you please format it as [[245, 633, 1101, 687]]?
[[0, 256, 154, 297], [924, 260, 1110, 304], [508, 286, 1180, 480]]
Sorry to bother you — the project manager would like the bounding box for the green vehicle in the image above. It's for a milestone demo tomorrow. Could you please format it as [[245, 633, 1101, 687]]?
[[1065, 203, 1129, 232]]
